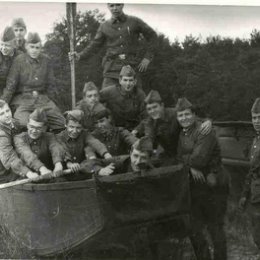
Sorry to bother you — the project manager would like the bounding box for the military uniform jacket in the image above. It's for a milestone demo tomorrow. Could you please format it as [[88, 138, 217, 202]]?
[[79, 13, 157, 78], [0, 120, 29, 177], [56, 129, 109, 163], [135, 107, 181, 157], [91, 126, 137, 156], [14, 132, 63, 172], [100, 85, 146, 130], [2, 53, 56, 103]]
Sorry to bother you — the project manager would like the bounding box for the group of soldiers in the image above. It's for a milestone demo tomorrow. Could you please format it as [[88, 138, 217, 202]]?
[[0, 3, 259, 260]]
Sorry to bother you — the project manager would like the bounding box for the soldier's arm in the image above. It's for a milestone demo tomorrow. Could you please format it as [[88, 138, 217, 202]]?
[[14, 135, 44, 172], [241, 169, 252, 200], [47, 133, 64, 165], [2, 57, 20, 103], [79, 24, 106, 60], [85, 133, 109, 158], [119, 127, 138, 146]]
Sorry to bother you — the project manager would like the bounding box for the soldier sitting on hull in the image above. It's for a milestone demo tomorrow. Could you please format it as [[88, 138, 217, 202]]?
[[1, 32, 65, 132], [91, 103, 137, 156], [0, 99, 38, 183], [239, 97, 260, 250], [75, 81, 106, 131], [176, 97, 229, 260], [56, 109, 112, 181], [100, 65, 146, 131], [0, 26, 22, 96], [134, 90, 212, 165], [11, 18, 27, 53], [14, 108, 65, 179]]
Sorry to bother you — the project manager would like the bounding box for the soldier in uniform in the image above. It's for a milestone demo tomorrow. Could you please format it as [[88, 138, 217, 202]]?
[[239, 97, 260, 250], [176, 97, 228, 260], [2, 32, 65, 132], [75, 81, 105, 131], [11, 18, 27, 52], [56, 109, 112, 180], [14, 108, 65, 178], [0, 99, 38, 182], [91, 103, 137, 156], [100, 65, 146, 130], [0, 26, 22, 96], [69, 3, 157, 89]]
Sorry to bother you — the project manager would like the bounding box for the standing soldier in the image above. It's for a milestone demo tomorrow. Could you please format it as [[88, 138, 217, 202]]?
[[0, 99, 38, 182], [176, 98, 228, 260], [14, 108, 65, 178], [56, 109, 112, 180], [100, 65, 146, 130], [11, 18, 27, 52], [239, 97, 260, 250], [2, 32, 65, 132], [0, 26, 22, 96], [69, 3, 157, 89]]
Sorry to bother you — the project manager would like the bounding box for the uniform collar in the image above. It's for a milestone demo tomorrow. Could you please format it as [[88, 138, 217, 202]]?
[[26, 53, 41, 64], [63, 129, 84, 141], [117, 84, 136, 98], [182, 121, 197, 135], [111, 13, 127, 24], [0, 120, 15, 135]]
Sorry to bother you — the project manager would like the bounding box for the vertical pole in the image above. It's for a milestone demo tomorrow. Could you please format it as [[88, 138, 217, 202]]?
[[66, 3, 77, 109]]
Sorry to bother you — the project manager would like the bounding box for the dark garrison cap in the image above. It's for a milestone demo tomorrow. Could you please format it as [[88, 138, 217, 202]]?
[[175, 97, 193, 112], [83, 81, 98, 94], [145, 90, 162, 104], [26, 32, 41, 44], [119, 65, 136, 77], [29, 108, 48, 124], [1, 26, 15, 42], [93, 103, 110, 122], [132, 136, 153, 154], [251, 98, 260, 114], [11, 18, 26, 29], [65, 109, 84, 124]]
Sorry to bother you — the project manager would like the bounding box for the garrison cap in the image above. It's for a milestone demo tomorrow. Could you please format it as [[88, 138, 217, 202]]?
[[83, 81, 98, 94], [11, 18, 26, 29], [119, 65, 136, 77], [132, 136, 153, 154], [65, 109, 84, 124], [29, 108, 48, 124], [26, 32, 41, 44], [251, 98, 260, 114], [145, 90, 162, 104], [93, 103, 110, 121], [175, 97, 193, 112], [0, 26, 15, 42]]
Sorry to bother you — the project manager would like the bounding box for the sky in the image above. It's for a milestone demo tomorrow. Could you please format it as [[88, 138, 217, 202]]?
[[1, 2, 260, 43]]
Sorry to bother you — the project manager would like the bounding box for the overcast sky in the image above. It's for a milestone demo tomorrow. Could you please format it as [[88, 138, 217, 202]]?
[[1, 2, 260, 43]]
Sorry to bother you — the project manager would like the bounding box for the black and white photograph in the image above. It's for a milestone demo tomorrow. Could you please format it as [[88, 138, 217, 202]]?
[[0, 1, 260, 259]]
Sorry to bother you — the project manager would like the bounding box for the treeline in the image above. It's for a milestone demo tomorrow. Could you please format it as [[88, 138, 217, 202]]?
[[44, 10, 260, 121]]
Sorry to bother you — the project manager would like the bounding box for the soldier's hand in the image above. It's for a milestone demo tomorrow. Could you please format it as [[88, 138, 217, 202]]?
[[68, 51, 80, 62], [200, 120, 212, 135], [67, 162, 81, 173], [131, 129, 138, 136], [53, 162, 63, 177], [190, 168, 205, 183], [104, 152, 113, 159], [138, 58, 150, 72], [238, 197, 247, 212], [26, 171, 39, 179], [39, 166, 52, 176], [98, 163, 115, 176]]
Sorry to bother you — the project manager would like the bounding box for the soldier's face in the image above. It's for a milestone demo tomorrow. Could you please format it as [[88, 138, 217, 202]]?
[[0, 41, 15, 56], [84, 90, 99, 108], [13, 26, 26, 40], [27, 119, 46, 140], [252, 112, 260, 132], [177, 109, 196, 129], [130, 148, 150, 172], [26, 42, 42, 59], [94, 117, 111, 132], [146, 102, 164, 120], [119, 76, 136, 92], [0, 104, 12, 125], [107, 4, 124, 18], [66, 120, 83, 139]]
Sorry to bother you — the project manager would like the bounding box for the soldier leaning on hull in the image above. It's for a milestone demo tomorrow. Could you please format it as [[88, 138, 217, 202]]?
[[14, 108, 65, 179], [239, 97, 260, 250], [1, 32, 65, 132], [69, 3, 157, 89], [100, 65, 146, 131], [0, 26, 22, 97], [176, 97, 229, 260], [11, 18, 27, 53], [56, 109, 112, 181]]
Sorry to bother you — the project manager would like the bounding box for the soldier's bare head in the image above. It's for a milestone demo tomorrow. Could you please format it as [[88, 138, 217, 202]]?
[[65, 110, 84, 139], [119, 65, 137, 93], [25, 32, 42, 59], [83, 82, 99, 108], [107, 3, 124, 18], [0, 26, 16, 56], [11, 18, 27, 40], [27, 109, 47, 140], [0, 100, 12, 125], [176, 98, 196, 129]]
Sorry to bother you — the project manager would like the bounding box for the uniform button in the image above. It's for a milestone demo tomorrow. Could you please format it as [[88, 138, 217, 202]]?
[[73, 156, 76, 160], [118, 27, 121, 30], [35, 77, 38, 80], [120, 45, 123, 47], [33, 142, 37, 145], [254, 145, 257, 148], [120, 36, 122, 38]]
